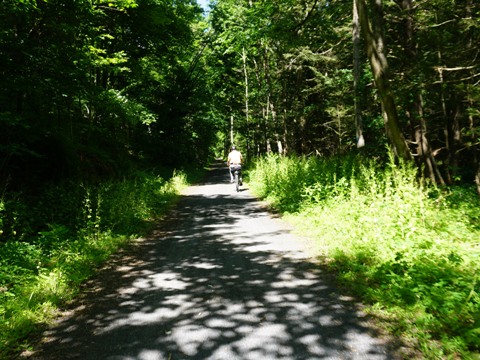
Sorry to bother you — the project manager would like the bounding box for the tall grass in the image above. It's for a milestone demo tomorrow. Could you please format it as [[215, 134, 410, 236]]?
[[248, 154, 480, 359], [0, 170, 188, 358]]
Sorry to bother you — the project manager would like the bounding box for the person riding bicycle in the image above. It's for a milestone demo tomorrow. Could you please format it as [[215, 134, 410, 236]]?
[[227, 146, 243, 184]]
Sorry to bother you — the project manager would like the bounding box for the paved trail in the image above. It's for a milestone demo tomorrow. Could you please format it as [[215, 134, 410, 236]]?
[[30, 163, 395, 360]]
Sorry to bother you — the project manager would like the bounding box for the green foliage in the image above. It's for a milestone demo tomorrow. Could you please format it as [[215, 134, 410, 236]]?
[[206, 0, 480, 186], [0, 170, 188, 358], [248, 154, 363, 212], [249, 154, 480, 358], [96, 170, 184, 234], [0, 0, 213, 191], [97, 0, 139, 11]]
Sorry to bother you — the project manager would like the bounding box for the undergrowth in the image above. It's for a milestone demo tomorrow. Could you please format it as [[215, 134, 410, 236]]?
[[248, 153, 480, 359], [0, 169, 188, 359]]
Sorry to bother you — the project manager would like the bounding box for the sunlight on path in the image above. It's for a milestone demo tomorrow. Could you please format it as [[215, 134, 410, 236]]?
[[31, 165, 394, 360]]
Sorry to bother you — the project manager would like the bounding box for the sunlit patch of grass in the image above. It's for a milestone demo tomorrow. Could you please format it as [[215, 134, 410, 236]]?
[[0, 170, 189, 359], [249, 153, 480, 359]]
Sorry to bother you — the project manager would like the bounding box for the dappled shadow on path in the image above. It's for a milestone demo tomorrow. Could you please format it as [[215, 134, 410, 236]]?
[[29, 169, 395, 360]]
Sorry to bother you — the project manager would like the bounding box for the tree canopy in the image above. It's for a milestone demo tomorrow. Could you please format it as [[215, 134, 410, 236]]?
[[0, 0, 214, 188], [204, 0, 480, 191], [1, 0, 479, 190]]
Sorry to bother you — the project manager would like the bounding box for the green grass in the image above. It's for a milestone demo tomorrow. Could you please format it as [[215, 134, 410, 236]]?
[[0, 169, 189, 359], [248, 153, 480, 359]]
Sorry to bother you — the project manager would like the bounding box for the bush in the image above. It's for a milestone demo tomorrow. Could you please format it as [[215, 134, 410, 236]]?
[[249, 153, 480, 359], [0, 169, 188, 358]]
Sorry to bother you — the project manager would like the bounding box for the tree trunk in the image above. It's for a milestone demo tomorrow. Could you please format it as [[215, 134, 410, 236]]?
[[262, 44, 283, 154], [353, 0, 365, 148], [282, 105, 289, 155], [465, 0, 480, 195], [401, 0, 445, 184], [434, 20, 455, 185], [474, 144, 480, 197], [467, 95, 480, 195], [262, 49, 273, 153], [230, 115, 234, 145], [355, 0, 412, 160], [414, 95, 445, 185], [242, 47, 251, 157]]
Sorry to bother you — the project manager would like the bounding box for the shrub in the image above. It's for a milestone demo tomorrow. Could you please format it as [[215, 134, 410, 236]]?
[[249, 153, 480, 358], [0, 169, 188, 358]]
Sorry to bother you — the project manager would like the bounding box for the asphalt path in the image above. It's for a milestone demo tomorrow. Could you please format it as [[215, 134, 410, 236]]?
[[29, 162, 396, 360]]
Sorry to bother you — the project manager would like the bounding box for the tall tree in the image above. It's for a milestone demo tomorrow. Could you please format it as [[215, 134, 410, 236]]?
[[353, 0, 364, 149], [355, 0, 411, 160], [0, 0, 210, 189]]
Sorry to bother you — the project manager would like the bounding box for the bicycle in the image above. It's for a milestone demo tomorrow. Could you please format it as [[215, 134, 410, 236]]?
[[230, 165, 242, 192]]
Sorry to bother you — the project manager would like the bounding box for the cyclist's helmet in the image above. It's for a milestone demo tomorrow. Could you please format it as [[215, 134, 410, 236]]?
[[231, 146, 236, 150]]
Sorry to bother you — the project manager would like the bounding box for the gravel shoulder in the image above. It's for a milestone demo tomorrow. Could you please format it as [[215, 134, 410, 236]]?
[[26, 162, 400, 360]]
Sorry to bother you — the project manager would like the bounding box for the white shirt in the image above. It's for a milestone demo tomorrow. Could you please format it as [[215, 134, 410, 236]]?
[[228, 150, 243, 165]]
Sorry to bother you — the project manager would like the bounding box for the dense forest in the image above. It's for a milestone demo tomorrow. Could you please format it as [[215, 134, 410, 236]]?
[[2, 0, 479, 193], [0, 0, 479, 358], [206, 0, 480, 190], [1, 0, 479, 192], [1, 0, 212, 184]]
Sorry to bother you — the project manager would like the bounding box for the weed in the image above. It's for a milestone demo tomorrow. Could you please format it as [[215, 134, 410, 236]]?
[[0, 169, 188, 358], [249, 154, 480, 359]]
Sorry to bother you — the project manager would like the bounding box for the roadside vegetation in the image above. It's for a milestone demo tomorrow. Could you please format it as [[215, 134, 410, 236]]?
[[248, 154, 480, 359], [0, 169, 190, 359]]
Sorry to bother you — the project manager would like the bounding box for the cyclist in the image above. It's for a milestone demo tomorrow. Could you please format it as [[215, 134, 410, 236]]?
[[227, 146, 243, 184]]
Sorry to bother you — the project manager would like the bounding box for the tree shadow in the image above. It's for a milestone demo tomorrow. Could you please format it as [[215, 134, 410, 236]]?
[[29, 174, 400, 360]]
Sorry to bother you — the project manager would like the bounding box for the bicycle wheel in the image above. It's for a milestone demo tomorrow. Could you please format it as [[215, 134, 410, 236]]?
[[235, 171, 239, 192]]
